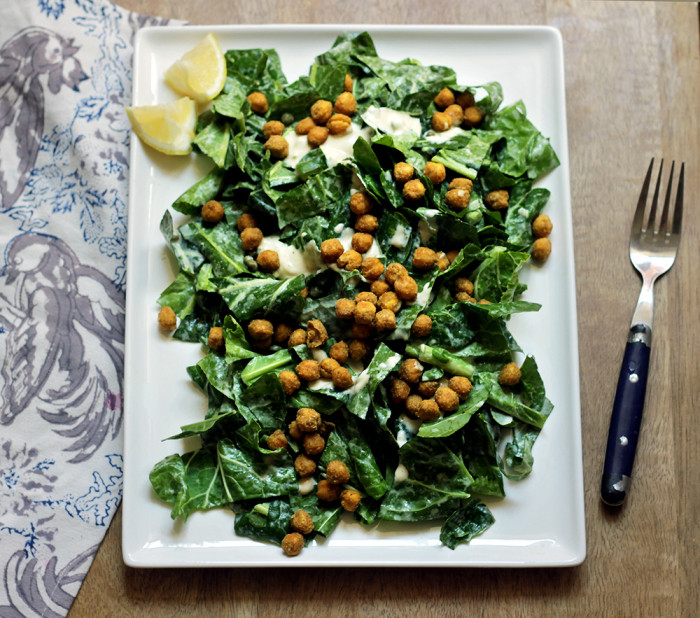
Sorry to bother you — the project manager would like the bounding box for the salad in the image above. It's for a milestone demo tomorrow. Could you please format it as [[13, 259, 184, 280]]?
[[148, 31, 559, 556]]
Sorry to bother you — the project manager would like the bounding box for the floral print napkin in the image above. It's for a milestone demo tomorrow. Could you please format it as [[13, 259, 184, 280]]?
[[0, 1, 169, 615]]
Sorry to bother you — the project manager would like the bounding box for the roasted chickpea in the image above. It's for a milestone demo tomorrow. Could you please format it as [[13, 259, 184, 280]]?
[[236, 213, 258, 232], [331, 365, 354, 390], [264, 135, 289, 159], [329, 341, 349, 364], [354, 301, 376, 325], [303, 432, 326, 456], [251, 336, 272, 352], [201, 199, 224, 224], [350, 192, 373, 215], [207, 326, 224, 351], [384, 262, 408, 286], [532, 214, 553, 238], [355, 214, 379, 233], [405, 394, 423, 417], [273, 323, 294, 346], [374, 309, 396, 331], [337, 249, 362, 271], [455, 292, 476, 303], [355, 291, 378, 305], [344, 73, 354, 92], [485, 189, 509, 211], [417, 380, 440, 398], [377, 291, 401, 313], [296, 408, 321, 433], [158, 306, 177, 331], [335, 297, 356, 319], [257, 249, 280, 272], [326, 460, 351, 485], [435, 385, 460, 412], [462, 105, 484, 127], [444, 104, 464, 126], [340, 488, 362, 512], [310, 99, 333, 124], [288, 328, 307, 348], [403, 179, 426, 201], [423, 161, 446, 185], [290, 509, 314, 535], [247, 91, 268, 114], [412, 247, 438, 271], [417, 399, 441, 421], [295, 116, 316, 135], [266, 429, 288, 450], [449, 177, 473, 191], [351, 323, 374, 340], [296, 359, 321, 382], [434, 87, 455, 108], [449, 376, 473, 400], [351, 232, 374, 254], [445, 187, 471, 210], [320, 238, 344, 264], [390, 378, 411, 404], [393, 161, 414, 183], [437, 254, 450, 271], [262, 120, 285, 139], [455, 90, 475, 109], [327, 113, 352, 135], [454, 277, 475, 295], [307, 126, 329, 147], [320, 358, 341, 379], [334, 91, 357, 115], [398, 358, 423, 384], [499, 362, 522, 386], [360, 257, 384, 281], [411, 314, 432, 338], [248, 319, 274, 341], [306, 319, 328, 349], [394, 275, 418, 301], [281, 532, 304, 556], [294, 453, 316, 476], [240, 226, 263, 251], [370, 280, 391, 297], [532, 237, 552, 262], [446, 249, 460, 263], [317, 479, 341, 502], [279, 370, 301, 396], [348, 339, 371, 361], [431, 111, 453, 132]]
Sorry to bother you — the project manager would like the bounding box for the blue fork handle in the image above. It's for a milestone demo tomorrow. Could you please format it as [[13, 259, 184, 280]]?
[[601, 336, 651, 506]]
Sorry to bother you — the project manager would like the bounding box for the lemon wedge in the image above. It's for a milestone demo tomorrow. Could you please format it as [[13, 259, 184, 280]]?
[[126, 97, 197, 155], [164, 33, 227, 104]]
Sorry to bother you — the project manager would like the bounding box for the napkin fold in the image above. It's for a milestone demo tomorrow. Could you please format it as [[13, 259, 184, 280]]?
[[0, 1, 170, 615]]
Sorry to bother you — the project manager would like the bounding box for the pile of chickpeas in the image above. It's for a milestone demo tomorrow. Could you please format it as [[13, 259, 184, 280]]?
[[255, 73, 357, 162], [264, 407, 361, 556]]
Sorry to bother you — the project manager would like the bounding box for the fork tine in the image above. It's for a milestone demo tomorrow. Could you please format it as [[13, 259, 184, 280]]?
[[672, 162, 684, 236], [645, 159, 663, 233], [658, 160, 675, 234], [632, 158, 655, 235]]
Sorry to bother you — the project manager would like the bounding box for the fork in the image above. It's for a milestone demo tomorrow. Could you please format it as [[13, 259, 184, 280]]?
[[601, 158, 685, 507]]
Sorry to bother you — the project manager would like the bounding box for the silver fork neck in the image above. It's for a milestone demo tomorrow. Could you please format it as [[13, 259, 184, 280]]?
[[629, 277, 654, 346]]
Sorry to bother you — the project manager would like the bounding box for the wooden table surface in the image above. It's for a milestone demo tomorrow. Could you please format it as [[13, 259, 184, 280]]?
[[71, 1, 699, 616]]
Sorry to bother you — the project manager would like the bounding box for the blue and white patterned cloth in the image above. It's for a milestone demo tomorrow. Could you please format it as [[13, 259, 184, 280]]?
[[0, 1, 169, 615]]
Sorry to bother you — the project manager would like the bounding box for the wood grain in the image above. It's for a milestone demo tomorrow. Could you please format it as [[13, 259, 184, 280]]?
[[70, 1, 700, 616]]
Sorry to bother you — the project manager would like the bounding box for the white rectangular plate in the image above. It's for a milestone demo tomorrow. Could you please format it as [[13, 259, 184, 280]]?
[[122, 24, 585, 567]]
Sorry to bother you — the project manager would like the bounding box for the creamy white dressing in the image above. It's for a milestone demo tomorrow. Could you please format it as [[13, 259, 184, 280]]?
[[394, 463, 410, 483], [298, 477, 317, 495], [307, 377, 334, 391], [399, 413, 422, 435], [283, 123, 372, 169], [348, 368, 371, 395], [257, 236, 323, 279], [423, 126, 467, 144], [388, 224, 411, 248], [409, 281, 433, 307], [417, 208, 440, 244], [361, 106, 421, 136], [518, 207, 530, 218], [311, 348, 328, 362]]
